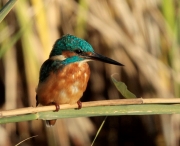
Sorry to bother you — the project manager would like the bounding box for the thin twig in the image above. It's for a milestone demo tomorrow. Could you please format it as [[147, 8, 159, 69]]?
[[0, 98, 142, 117], [1, 98, 180, 118], [15, 135, 38, 146], [91, 116, 107, 146]]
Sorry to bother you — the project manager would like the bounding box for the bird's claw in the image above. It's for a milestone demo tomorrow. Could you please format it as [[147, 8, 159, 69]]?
[[77, 100, 82, 109], [51, 102, 60, 112]]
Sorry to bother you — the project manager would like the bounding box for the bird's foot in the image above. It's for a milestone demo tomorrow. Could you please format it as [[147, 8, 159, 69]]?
[[51, 102, 60, 112], [76, 100, 82, 109]]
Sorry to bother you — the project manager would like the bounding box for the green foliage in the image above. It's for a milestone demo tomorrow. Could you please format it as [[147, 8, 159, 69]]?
[[111, 75, 137, 99], [1, 104, 180, 124], [0, 0, 18, 23], [91, 116, 107, 146]]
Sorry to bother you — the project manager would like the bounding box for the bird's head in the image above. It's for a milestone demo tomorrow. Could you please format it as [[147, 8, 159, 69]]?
[[49, 34, 124, 66]]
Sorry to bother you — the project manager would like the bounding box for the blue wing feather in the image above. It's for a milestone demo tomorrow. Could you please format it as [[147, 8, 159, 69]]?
[[39, 59, 64, 82]]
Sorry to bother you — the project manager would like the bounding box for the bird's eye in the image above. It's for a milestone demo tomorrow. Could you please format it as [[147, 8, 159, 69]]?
[[75, 49, 83, 54]]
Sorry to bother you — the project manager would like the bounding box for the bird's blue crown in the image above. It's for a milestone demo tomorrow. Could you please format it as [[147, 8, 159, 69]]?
[[49, 34, 94, 58]]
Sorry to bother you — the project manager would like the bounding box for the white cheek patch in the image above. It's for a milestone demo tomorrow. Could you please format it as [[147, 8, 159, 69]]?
[[50, 55, 66, 61]]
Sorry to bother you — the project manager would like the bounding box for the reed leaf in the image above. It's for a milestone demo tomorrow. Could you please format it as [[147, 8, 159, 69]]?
[[1, 103, 180, 124], [0, 0, 18, 22]]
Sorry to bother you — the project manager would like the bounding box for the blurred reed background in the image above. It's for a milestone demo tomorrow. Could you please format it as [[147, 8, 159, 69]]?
[[0, 0, 180, 145]]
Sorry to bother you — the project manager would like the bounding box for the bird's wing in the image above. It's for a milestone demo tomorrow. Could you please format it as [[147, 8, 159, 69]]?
[[39, 59, 64, 83]]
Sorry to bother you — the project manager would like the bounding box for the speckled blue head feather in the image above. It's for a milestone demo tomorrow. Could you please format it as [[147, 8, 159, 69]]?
[[49, 34, 94, 58]]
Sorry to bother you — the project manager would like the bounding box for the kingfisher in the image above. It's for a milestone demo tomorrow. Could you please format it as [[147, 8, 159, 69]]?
[[36, 34, 124, 126]]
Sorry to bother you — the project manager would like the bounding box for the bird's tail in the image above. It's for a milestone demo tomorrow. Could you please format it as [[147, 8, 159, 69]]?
[[45, 120, 57, 127], [36, 95, 57, 127]]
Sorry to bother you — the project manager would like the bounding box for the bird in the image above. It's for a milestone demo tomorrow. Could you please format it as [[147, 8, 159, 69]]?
[[36, 34, 124, 126]]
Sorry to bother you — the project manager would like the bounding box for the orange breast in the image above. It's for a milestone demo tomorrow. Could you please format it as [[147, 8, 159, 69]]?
[[36, 62, 90, 105]]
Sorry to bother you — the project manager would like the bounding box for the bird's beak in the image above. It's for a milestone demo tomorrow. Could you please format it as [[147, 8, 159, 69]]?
[[84, 52, 124, 66]]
